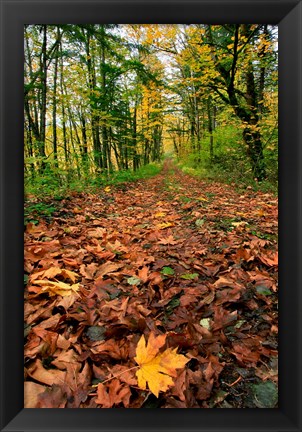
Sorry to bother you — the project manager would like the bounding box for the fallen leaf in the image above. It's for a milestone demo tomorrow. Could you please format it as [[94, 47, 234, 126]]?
[[110, 365, 137, 386], [158, 235, 178, 245], [258, 252, 278, 267], [27, 359, 66, 386], [134, 332, 188, 397], [36, 384, 67, 408], [96, 379, 131, 408], [195, 219, 205, 227], [180, 273, 199, 280], [95, 262, 123, 279], [154, 212, 166, 218], [33, 279, 80, 297], [156, 222, 174, 230], [199, 318, 211, 330], [161, 266, 175, 276], [127, 276, 141, 286], [24, 382, 46, 408]]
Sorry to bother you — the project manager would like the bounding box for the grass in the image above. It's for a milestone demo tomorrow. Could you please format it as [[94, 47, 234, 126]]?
[[25, 162, 163, 200], [24, 162, 163, 224], [178, 161, 278, 195]]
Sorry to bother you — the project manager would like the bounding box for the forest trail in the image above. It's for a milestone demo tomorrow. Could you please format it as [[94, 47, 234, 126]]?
[[24, 159, 278, 408]]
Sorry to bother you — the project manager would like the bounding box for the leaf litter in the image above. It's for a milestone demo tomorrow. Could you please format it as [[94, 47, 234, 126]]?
[[24, 159, 278, 408]]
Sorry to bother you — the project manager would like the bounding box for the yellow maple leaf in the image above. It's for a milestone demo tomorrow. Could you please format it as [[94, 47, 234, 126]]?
[[134, 333, 188, 397], [33, 280, 80, 297], [104, 186, 111, 193], [30, 267, 79, 283], [156, 222, 174, 230], [255, 209, 267, 217], [154, 212, 166, 218]]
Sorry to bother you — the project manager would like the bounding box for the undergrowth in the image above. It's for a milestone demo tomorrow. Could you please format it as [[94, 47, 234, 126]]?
[[178, 157, 278, 195], [24, 162, 163, 224], [25, 162, 163, 200]]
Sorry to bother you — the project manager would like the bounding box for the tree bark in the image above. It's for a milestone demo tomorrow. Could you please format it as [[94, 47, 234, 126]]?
[[39, 25, 48, 172], [52, 28, 60, 169]]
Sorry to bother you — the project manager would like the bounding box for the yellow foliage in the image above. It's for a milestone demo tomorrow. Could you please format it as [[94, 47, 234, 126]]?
[[30, 267, 79, 283], [156, 222, 174, 229], [154, 212, 166, 218], [33, 280, 80, 297], [134, 333, 188, 397]]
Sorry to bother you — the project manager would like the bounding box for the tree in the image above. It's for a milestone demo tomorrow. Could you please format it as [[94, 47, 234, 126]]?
[[24, 24, 278, 188], [203, 24, 274, 180]]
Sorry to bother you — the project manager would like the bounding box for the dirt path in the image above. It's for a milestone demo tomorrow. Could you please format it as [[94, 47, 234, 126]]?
[[24, 159, 278, 408]]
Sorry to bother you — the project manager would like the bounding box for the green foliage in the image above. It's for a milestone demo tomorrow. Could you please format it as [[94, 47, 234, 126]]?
[[180, 273, 199, 280], [107, 163, 162, 185], [177, 123, 277, 194], [25, 162, 163, 199], [161, 267, 175, 276], [24, 24, 277, 197], [24, 202, 58, 225]]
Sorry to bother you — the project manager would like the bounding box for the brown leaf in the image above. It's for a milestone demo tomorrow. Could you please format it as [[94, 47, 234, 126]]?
[[258, 251, 278, 267], [170, 369, 187, 401], [24, 382, 46, 408], [36, 384, 67, 408], [95, 379, 131, 408], [27, 359, 66, 386], [32, 328, 58, 355], [138, 266, 149, 283], [95, 262, 124, 280], [51, 349, 80, 370], [212, 306, 238, 331], [33, 313, 61, 330], [56, 292, 80, 310], [91, 339, 129, 360], [110, 365, 137, 386], [56, 334, 71, 350], [80, 263, 98, 279]]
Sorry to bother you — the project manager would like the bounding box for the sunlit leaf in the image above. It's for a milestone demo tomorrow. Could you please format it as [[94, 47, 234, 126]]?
[[134, 333, 188, 397], [33, 279, 80, 297]]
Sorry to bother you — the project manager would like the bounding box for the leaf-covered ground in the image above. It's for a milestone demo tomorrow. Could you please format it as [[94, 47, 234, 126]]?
[[24, 160, 278, 408]]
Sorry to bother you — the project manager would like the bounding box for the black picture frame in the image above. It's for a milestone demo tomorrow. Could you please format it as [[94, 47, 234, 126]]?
[[1, 0, 301, 431]]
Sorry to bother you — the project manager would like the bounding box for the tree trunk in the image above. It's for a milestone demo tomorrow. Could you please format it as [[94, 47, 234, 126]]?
[[100, 25, 109, 171], [85, 29, 103, 170], [207, 96, 214, 162], [39, 25, 48, 172], [52, 29, 60, 169], [59, 42, 68, 166], [243, 126, 266, 181]]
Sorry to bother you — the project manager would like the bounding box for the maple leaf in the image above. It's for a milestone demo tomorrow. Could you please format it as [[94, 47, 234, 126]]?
[[33, 280, 80, 297], [30, 267, 79, 283], [24, 382, 46, 408], [96, 379, 131, 408], [154, 211, 166, 218], [156, 222, 174, 230], [95, 262, 123, 280], [134, 333, 188, 397], [158, 235, 178, 245]]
